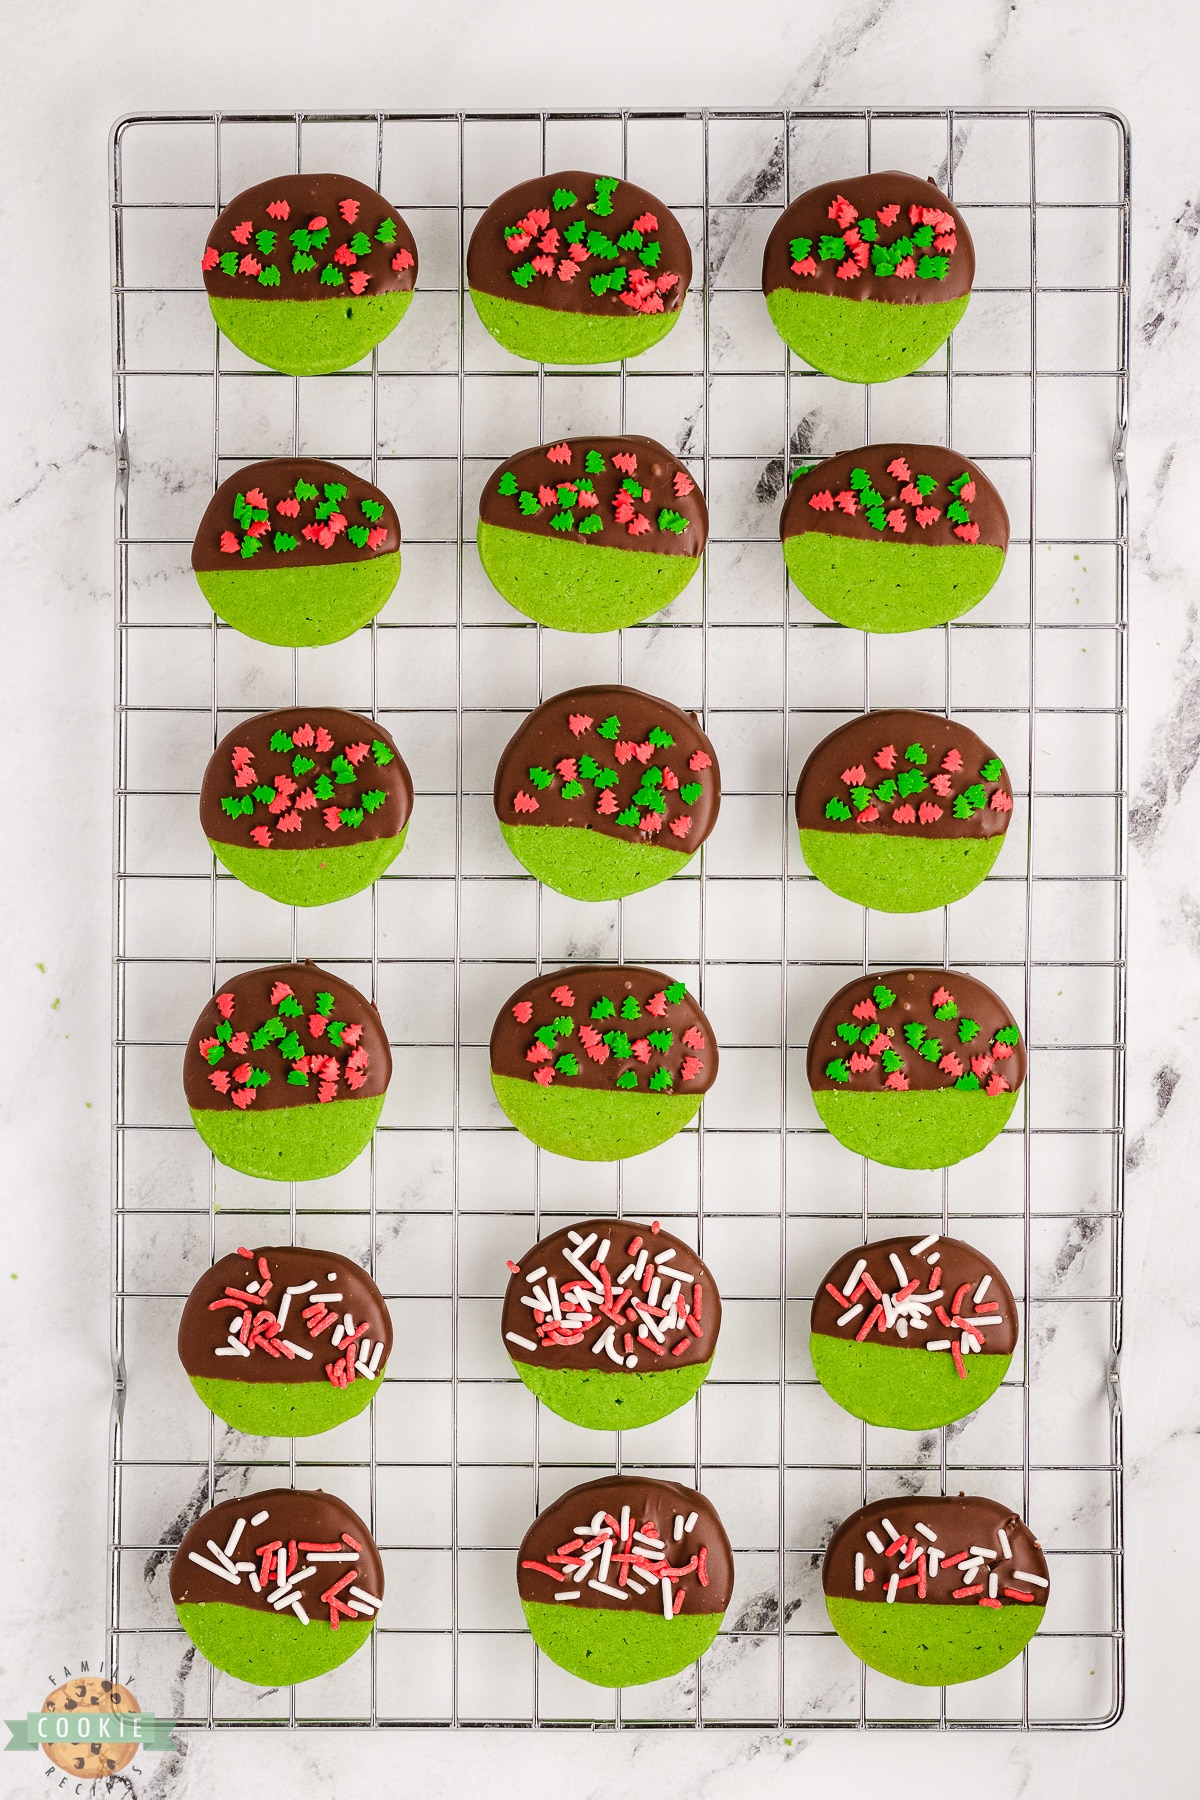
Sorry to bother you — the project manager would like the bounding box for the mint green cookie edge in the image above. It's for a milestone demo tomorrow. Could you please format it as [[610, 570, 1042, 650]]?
[[194, 553, 400, 647], [491, 1073, 702, 1162], [175, 1600, 374, 1685], [825, 1593, 1043, 1686], [209, 289, 413, 376], [783, 533, 1005, 633], [477, 521, 699, 631], [470, 290, 681, 365], [522, 1598, 723, 1687], [798, 828, 1005, 912], [189, 1371, 386, 1438], [498, 821, 694, 901], [209, 826, 408, 907], [809, 1332, 1011, 1430], [811, 1086, 1019, 1170], [765, 287, 970, 384], [511, 1356, 713, 1430], [189, 1092, 386, 1182]]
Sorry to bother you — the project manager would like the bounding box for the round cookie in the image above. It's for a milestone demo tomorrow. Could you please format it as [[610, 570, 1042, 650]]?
[[200, 706, 412, 907], [184, 962, 391, 1182], [491, 966, 717, 1162], [783, 445, 1008, 632], [170, 1488, 384, 1685], [192, 458, 401, 647], [202, 174, 417, 375], [796, 709, 1013, 912], [179, 1245, 392, 1436], [502, 1219, 720, 1428], [478, 434, 706, 631], [493, 686, 719, 900], [762, 174, 973, 383], [39, 1677, 139, 1778], [808, 968, 1025, 1170], [467, 171, 691, 364], [518, 1476, 733, 1686], [823, 1494, 1049, 1685], [811, 1232, 1017, 1429]]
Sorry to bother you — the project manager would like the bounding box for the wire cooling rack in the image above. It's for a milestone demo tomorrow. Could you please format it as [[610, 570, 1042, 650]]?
[[107, 107, 1129, 1732]]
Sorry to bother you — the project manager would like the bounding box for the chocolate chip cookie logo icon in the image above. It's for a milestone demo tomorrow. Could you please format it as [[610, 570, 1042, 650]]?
[[4, 1665, 176, 1779]]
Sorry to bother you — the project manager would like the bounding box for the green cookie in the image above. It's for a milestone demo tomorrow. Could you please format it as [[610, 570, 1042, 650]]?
[[783, 533, 1005, 633], [825, 1593, 1043, 1686], [210, 826, 408, 908], [188, 1371, 385, 1438], [194, 551, 400, 648], [798, 828, 1004, 912], [190, 1092, 386, 1182], [499, 822, 693, 901], [209, 290, 413, 376], [175, 1600, 373, 1686], [809, 1333, 1010, 1430], [812, 1087, 1018, 1171], [477, 521, 700, 632], [511, 1357, 712, 1430], [471, 290, 681, 365], [522, 1599, 722, 1687], [491, 1074, 701, 1162], [765, 288, 969, 384]]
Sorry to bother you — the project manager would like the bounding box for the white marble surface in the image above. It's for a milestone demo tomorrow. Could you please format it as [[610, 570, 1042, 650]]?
[[2, 1, 1195, 1793]]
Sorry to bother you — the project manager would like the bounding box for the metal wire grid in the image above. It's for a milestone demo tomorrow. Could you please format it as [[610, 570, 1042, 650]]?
[[107, 108, 1129, 1732]]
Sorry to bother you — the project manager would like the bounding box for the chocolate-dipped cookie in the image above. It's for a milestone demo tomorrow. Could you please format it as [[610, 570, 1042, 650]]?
[[192, 458, 401, 648], [478, 435, 706, 631], [796, 710, 1013, 912], [170, 1488, 384, 1685], [184, 963, 391, 1182], [502, 1219, 720, 1428], [467, 172, 691, 365], [823, 1495, 1049, 1685], [518, 1476, 733, 1685], [810, 1232, 1017, 1429], [179, 1245, 392, 1436], [493, 685, 719, 901], [202, 174, 417, 375], [200, 706, 412, 907], [491, 966, 717, 1162], [762, 174, 974, 383], [808, 968, 1025, 1169], [783, 445, 1008, 633]]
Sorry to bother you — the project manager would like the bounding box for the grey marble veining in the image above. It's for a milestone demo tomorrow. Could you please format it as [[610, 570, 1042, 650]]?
[[1, 2, 1193, 1794]]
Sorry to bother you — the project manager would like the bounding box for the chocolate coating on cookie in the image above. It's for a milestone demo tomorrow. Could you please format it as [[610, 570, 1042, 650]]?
[[170, 1487, 385, 1615], [783, 445, 1008, 554], [491, 966, 717, 1096], [823, 1494, 1048, 1607], [202, 175, 417, 303], [199, 707, 411, 852], [502, 1218, 721, 1374], [796, 710, 1013, 842], [494, 686, 719, 850], [479, 435, 706, 558], [184, 962, 391, 1114], [517, 1476, 732, 1616], [192, 459, 400, 574], [807, 968, 1025, 1096], [811, 1233, 1017, 1357], [467, 171, 691, 316], [763, 172, 973, 305], [179, 1245, 393, 1385]]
